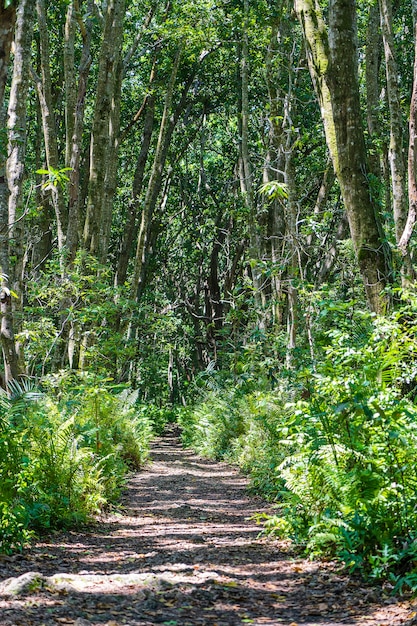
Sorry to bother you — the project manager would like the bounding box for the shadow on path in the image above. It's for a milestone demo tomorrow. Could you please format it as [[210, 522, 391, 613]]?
[[0, 430, 414, 625]]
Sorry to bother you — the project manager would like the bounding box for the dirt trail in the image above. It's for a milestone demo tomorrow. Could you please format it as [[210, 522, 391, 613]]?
[[0, 430, 415, 626]]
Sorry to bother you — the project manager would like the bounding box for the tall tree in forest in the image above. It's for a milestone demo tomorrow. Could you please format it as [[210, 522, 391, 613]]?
[[295, 0, 391, 313], [83, 0, 126, 261], [0, 0, 21, 383], [130, 47, 183, 300], [65, 0, 94, 262], [7, 0, 35, 302], [262, 2, 300, 357], [32, 0, 68, 268], [378, 0, 414, 280], [399, 11, 417, 256]]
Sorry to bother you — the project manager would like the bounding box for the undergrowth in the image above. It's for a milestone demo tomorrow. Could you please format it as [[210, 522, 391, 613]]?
[[0, 374, 154, 554], [178, 301, 417, 593]]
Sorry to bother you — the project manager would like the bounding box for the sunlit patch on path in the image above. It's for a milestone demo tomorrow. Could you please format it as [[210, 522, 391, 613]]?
[[0, 429, 415, 625]]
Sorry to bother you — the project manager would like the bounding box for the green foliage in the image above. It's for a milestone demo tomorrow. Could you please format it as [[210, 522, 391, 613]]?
[[36, 167, 72, 190], [135, 403, 179, 435], [258, 181, 289, 202], [0, 376, 154, 553], [179, 302, 417, 589], [24, 251, 135, 378], [0, 502, 33, 555]]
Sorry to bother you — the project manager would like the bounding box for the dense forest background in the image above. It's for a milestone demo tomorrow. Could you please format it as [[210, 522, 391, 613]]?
[[2, 0, 417, 592]]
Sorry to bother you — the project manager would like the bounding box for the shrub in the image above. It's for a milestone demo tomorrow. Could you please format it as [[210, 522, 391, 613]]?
[[179, 304, 417, 590], [0, 376, 154, 553]]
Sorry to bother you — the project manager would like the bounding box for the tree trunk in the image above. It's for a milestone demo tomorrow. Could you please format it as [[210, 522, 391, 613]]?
[[115, 94, 155, 287], [379, 0, 409, 260], [0, 2, 21, 385], [295, 0, 391, 314], [7, 0, 35, 306], [366, 1, 383, 180], [238, 0, 261, 315], [98, 63, 122, 263], [263, 16, 288, 327], [66, 0, 94, 262], [398, 19, 417, 256], [33, 0, 67, 265], [64, 1, 76, 169], [83, 0, 125, 259], [130, 47, 182, 300]]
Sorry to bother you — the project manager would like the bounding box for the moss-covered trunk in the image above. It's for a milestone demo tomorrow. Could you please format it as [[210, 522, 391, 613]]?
[[295, 0, 391, 314]]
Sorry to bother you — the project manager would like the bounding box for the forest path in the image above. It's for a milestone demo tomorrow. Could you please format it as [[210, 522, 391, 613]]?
[[0, 429, 415, 626]]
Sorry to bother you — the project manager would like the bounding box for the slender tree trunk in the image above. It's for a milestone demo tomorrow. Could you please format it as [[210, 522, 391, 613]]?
[[130, 48, 182, 300], [7, 0, 35, 228], [33, 0, 67, 264], [0, 2, 21, 384], [31, 98, 53, 273], [379, 0, 409, 255], [66, 0, 94, 262], [238, 0, 255, 254], [264, 4, 300, 357], [295, 0, 391, 314], [98, 64, 122, 262], [365, 2, 393, 231], [283, 92, 299, 365], [7, 0, 35, 308], [264, 15, 288, 327], [83, 0, 125, 258], [238, 0, 270, 331], [399, 19, 417, 256], [64, 2, 76, 168], [366, 1, 383, 179], [115, 95, 155, 287]]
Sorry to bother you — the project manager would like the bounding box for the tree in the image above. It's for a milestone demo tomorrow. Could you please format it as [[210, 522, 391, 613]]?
[[0, 0, 21, 384], [295, 0, 391, 313], [399, 12, 417, 257]]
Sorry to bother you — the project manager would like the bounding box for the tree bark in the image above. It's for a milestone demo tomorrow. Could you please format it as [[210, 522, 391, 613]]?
[[66, 0, 94, 262], [0, 2, 21, 384], [264, 16, 288, 327], [7, 0, 35, 303], [379, 0, 408, 250], [0, 3, 15, 105], [130, 47, 182, 300], [98, 63, 123, 262], [398, 19, 417, 256], [33, 0, 67, 264], [366, 1, 383, 180], [115, 94, 155, 287], [83, 0, 125, 259], [295, 0, 391, 314]]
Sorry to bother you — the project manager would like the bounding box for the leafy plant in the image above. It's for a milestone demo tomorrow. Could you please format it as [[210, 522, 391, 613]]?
[[179, 301, 417, 586], [36, 167, 72, 191], [0, 376, 154, 553]]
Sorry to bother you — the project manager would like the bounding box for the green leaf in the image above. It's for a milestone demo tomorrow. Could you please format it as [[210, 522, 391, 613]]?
[[258, 181, 289, 200]]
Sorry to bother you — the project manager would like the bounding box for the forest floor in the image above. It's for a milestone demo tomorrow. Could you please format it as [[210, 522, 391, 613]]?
[[1, 429, 417, 626]]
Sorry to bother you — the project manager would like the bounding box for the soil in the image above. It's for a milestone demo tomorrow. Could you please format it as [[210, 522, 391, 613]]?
[[0, 428, 416, 626]]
